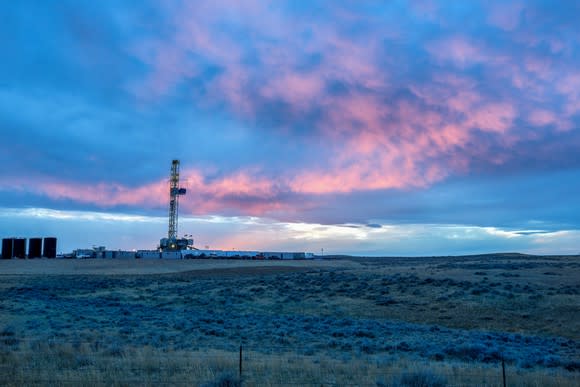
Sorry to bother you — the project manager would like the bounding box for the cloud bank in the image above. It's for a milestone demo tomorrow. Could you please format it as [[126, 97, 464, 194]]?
[[1, 1, 579, 253]]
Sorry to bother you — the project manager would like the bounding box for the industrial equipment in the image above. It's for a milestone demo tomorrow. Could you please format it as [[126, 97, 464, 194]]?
[[43, 237, 57, 258], [13, 238, 26, 259], [2, 238, 13, 259], [28, 238, 42, 258], [159, 160, 193, 251]]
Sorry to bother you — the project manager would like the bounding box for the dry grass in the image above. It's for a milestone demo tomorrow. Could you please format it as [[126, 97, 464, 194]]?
[[0, 254, 578, 385], [1, 342, 578, 386]]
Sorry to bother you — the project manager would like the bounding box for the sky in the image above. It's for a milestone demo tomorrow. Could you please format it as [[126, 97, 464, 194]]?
[[1, 0, 579, 256]]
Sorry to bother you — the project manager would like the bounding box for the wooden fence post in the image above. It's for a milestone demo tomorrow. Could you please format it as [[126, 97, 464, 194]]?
[[502, 356, 506, 387], [239, 345, 243, 382]]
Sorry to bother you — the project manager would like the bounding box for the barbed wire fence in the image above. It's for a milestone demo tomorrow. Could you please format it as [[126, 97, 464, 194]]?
[[0, 338, 548, 386]]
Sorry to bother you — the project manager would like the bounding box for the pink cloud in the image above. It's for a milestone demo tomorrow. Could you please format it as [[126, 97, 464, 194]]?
[[528, 109, 557, 126], [557, 72, 580, 116], [36, 180, 167, 208], [115, 1, 575, 209], [290, 161, 422, 195], [426, 36, 488, 68], [325, 93, 390, 138], [524, 107, 571, 133], [199, 171, 276, 199], [487, 2, 524, 31], [523, 56, 553, 80], [12, 167, 292, 217], [465, 102, 517, 133], [260, 73, 325, 109], [410, 0, 439, 21]]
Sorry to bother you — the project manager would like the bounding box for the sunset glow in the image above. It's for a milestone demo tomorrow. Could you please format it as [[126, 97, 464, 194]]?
[[1, 1, 579, 254]]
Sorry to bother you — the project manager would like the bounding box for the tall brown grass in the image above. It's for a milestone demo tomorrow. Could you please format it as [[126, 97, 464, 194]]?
[[1, 342, 578, 386]]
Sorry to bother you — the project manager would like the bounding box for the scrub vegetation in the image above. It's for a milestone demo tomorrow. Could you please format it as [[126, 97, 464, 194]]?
[[0, 254, 579, 385]]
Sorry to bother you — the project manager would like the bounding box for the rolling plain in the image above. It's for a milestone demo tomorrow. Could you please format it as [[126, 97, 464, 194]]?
[[0, 254, 579, 386]]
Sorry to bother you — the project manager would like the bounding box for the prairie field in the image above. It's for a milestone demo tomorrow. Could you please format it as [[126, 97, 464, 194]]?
[[0, 254, 579, 386]]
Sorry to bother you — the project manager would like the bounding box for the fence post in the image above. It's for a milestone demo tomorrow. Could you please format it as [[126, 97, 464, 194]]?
[[239, 345, 243, 382], [501, 356, 506, 387]]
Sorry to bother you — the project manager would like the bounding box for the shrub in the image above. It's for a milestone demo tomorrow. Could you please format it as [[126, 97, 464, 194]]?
[[565, 361, 580, 372], [201, 372, 241, 387], [376, 297, 397, 306], [104, 342, 124, 357], [0, 326, 16, 337], [397, 342, 411, 352], [430, 353, 445, 361], [0, 326, 19, 347], [444, 344, 487, 362], [398, 370, 447, 387]]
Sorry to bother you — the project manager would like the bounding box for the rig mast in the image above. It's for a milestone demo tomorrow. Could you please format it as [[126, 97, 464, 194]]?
[[160, 159, 192, 251], [168, 159, 185, 240]]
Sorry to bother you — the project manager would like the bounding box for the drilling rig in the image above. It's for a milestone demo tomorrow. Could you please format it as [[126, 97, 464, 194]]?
[[159, 160, 193, 251]]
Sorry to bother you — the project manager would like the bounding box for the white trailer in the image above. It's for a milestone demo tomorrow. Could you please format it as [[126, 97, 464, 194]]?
[[116, 251, 136, 259]]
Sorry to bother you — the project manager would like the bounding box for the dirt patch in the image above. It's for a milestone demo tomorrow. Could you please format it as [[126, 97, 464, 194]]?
[[0, 258, 350, 276], [162, 264, 318, 278]]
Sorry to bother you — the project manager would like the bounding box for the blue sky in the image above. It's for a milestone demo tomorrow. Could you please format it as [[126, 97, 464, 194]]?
[[1, 0, 579, 255]]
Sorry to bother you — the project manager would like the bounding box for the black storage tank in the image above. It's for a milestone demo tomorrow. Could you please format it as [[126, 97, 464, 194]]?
[[28, 238, 42, 258], [2, 238, 13, 259], [13, 238, 26, 259], [43, 237, 57, 258]]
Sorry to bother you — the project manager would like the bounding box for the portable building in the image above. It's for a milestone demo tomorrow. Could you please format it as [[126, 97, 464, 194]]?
[[104, 251, 115, 259], [264, 252, 283, 259], [116, 251, 136, 259], [93, 246, 106, 258], [138, 250, 160, 259], [281, 252, 306, 260]]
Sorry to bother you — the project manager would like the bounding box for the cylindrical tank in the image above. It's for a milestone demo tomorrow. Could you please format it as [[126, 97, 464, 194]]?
[[43, 237, 57, 258], [28, 238, 42, 258], [13, 238, 27, 259], [2, 238, 13, 259]]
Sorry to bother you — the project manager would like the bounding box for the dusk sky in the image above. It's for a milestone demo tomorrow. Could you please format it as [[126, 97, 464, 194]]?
[[1, 0, 579, 255]]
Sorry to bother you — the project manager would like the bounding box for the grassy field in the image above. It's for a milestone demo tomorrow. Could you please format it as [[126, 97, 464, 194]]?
[[1, 254, 579, 386]]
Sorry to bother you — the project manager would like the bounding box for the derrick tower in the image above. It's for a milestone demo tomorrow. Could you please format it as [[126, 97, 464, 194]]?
[[168, 159, 185, 240], [160, 159, 193, 251]]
